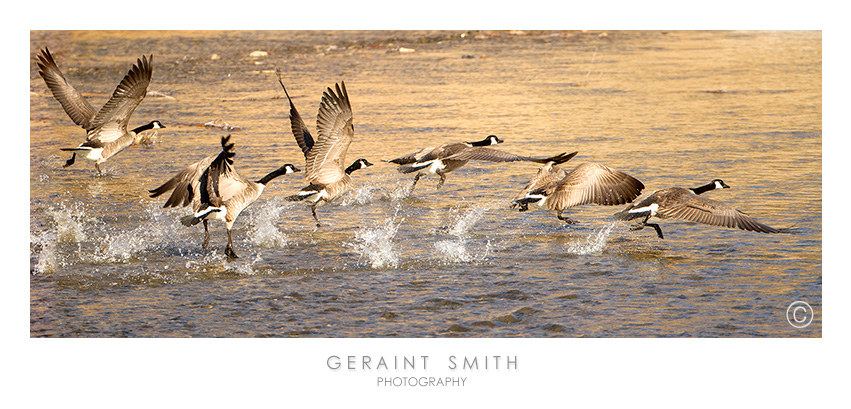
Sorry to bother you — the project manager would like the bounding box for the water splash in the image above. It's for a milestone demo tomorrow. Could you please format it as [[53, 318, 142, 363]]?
[[433, 202, 495, 263], [339, 175, 414, 206], [340, 181, 383, 207], [434, 238, 492, 264], [345, 217, 403, 269], [246, 199, 291, 248], [48, 202, 89, 243], [30, 230, 58, 274], [445, 204, 490, 237], [565, 222, 617, 255], [91, 206, 183, 263], [225, 252, 264, 275], [31, 202, 94, 274]]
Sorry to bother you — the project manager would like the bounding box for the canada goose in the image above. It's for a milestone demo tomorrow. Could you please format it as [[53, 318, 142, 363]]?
[[277, 74, 372, 227], [385, 136, 577, 190], [35, 47, 164, 174], [148, 135, 300, 258], [613, 179, 783, 239], [513, 162, 645, 223]]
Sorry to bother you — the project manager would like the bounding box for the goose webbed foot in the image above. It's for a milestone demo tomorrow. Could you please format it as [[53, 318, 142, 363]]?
[[557, 214, 578, 224], [225, 230, 238, 259], [647, 223, 664, 239], [63, 153, 76, 168], [435, 175, 446, 189], [512, 198, 532, 212]]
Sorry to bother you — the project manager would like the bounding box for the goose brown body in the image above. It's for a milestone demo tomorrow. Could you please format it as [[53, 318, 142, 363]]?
[[149, 135, 299, 258], [514, 162, 645, 223], [35, 47, 164, 174], [614, 180, 782, 238], [278, 74, 372, 226], [387, 135, 577, 190]]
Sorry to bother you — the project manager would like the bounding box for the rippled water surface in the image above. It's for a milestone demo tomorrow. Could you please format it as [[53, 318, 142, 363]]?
[[29, 30, 821, 337]]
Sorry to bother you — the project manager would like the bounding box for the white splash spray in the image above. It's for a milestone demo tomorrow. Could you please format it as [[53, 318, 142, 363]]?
[[246, 199, 291, 248], [48, 203, 89, 243], [434, 202, 494, 264], [345, 217, 403, 269], [31, 202, 92, 274], [31, 230, 58, 274], [565, 222, 617, 255]]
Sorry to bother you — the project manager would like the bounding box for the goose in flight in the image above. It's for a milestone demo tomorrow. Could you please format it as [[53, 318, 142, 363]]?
[[277, 73, 372, 227], [149, 135, 300, 258], [513, 162, 645, 224], [386, 135, 577, 190], [35, 47, 164, 174], [613, 179, 784, 239]]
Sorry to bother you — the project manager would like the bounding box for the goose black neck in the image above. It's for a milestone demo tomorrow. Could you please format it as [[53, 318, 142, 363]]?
[[131, 122, 156, 134], [470, 138, 492, 147], [690, 182, 717, 195], [256, 166, 289, 185], [345, 163, 362, 175]]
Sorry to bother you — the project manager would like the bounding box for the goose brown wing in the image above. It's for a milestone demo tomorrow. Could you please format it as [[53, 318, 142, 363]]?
[[445, 148, 576, 164], [149, 153, 217, 208], [276, 72, 314, 157], [200, 136, 239, 207], [149, 136, 231, 208], [659, 194, 781, 233], [545, 163, 645, 210], [35, 47, 97, 129], [414, 143, 469, 162], [386, 146, 438, 165], [305, 82, 354, 185], [88, 54, 153, 143]]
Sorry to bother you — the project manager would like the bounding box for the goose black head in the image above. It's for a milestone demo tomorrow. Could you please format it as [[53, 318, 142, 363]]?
[[345, 158, 373, 174], [691, 179, 731, 195], [469, 135, 503, 146], [712, 179, 730, 189], [151, 120, 166, 129], [282, 164, 301, 174]]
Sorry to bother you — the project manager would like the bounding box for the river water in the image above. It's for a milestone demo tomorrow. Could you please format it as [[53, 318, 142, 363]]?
[[29, 30, 821, 337]]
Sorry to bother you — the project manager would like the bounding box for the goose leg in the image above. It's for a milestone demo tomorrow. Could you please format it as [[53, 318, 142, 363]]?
[[95, 163, 103, 176], [311, 207, 322, 227], [202, 220, 210, 249], [63, 153, 76, 168], [646, 223, 664, 239], [557, 211, 578, 224], [628, 216, 664, 239], [409, 173, 421, 192], [225, 229, 238, 259], [629, 215, 650, 231], [436, 173, 446, 189]]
